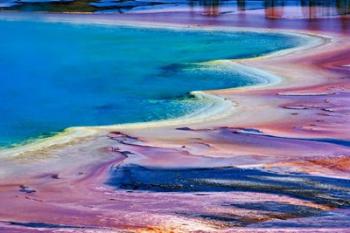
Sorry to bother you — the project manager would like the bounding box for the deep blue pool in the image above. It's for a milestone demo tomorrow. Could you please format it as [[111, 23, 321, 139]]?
[[0, 19, 303, 146]]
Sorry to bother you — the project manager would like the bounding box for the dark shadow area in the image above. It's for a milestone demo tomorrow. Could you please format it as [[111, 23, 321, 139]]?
[[229, 201, 323, 217], [1, 0, 349, 17], [107, 165, 350, 208], [6, 221, 85, 229]]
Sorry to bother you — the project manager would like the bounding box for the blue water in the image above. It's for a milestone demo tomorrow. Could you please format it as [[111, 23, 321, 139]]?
[[0, 19, 303, 147]]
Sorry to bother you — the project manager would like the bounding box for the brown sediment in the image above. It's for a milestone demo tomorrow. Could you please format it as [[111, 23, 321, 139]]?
[[268, 155, 350, 177]]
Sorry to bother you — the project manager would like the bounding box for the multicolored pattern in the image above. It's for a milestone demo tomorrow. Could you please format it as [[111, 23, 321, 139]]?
[[0, 9, 349, 233]]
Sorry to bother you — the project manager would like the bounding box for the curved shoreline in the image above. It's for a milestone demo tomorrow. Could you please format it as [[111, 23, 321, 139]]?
[[0, 12, 349, 233], [0, 13, 328, 158]]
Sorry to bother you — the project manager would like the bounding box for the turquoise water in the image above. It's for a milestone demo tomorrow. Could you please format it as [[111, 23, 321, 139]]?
[[0, 19, 303, 147]]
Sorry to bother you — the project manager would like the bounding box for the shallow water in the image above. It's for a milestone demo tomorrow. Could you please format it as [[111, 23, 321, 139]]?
[[0, 19, 303, 146], [108, 164, 350, 207]]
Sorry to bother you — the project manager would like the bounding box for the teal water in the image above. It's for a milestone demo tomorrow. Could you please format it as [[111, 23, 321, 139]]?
[[0, 19, 303, 147]]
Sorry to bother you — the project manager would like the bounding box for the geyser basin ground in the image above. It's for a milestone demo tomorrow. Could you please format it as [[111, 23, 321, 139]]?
[[0, 18, 304, 147], [1, 12, 349, 233]]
